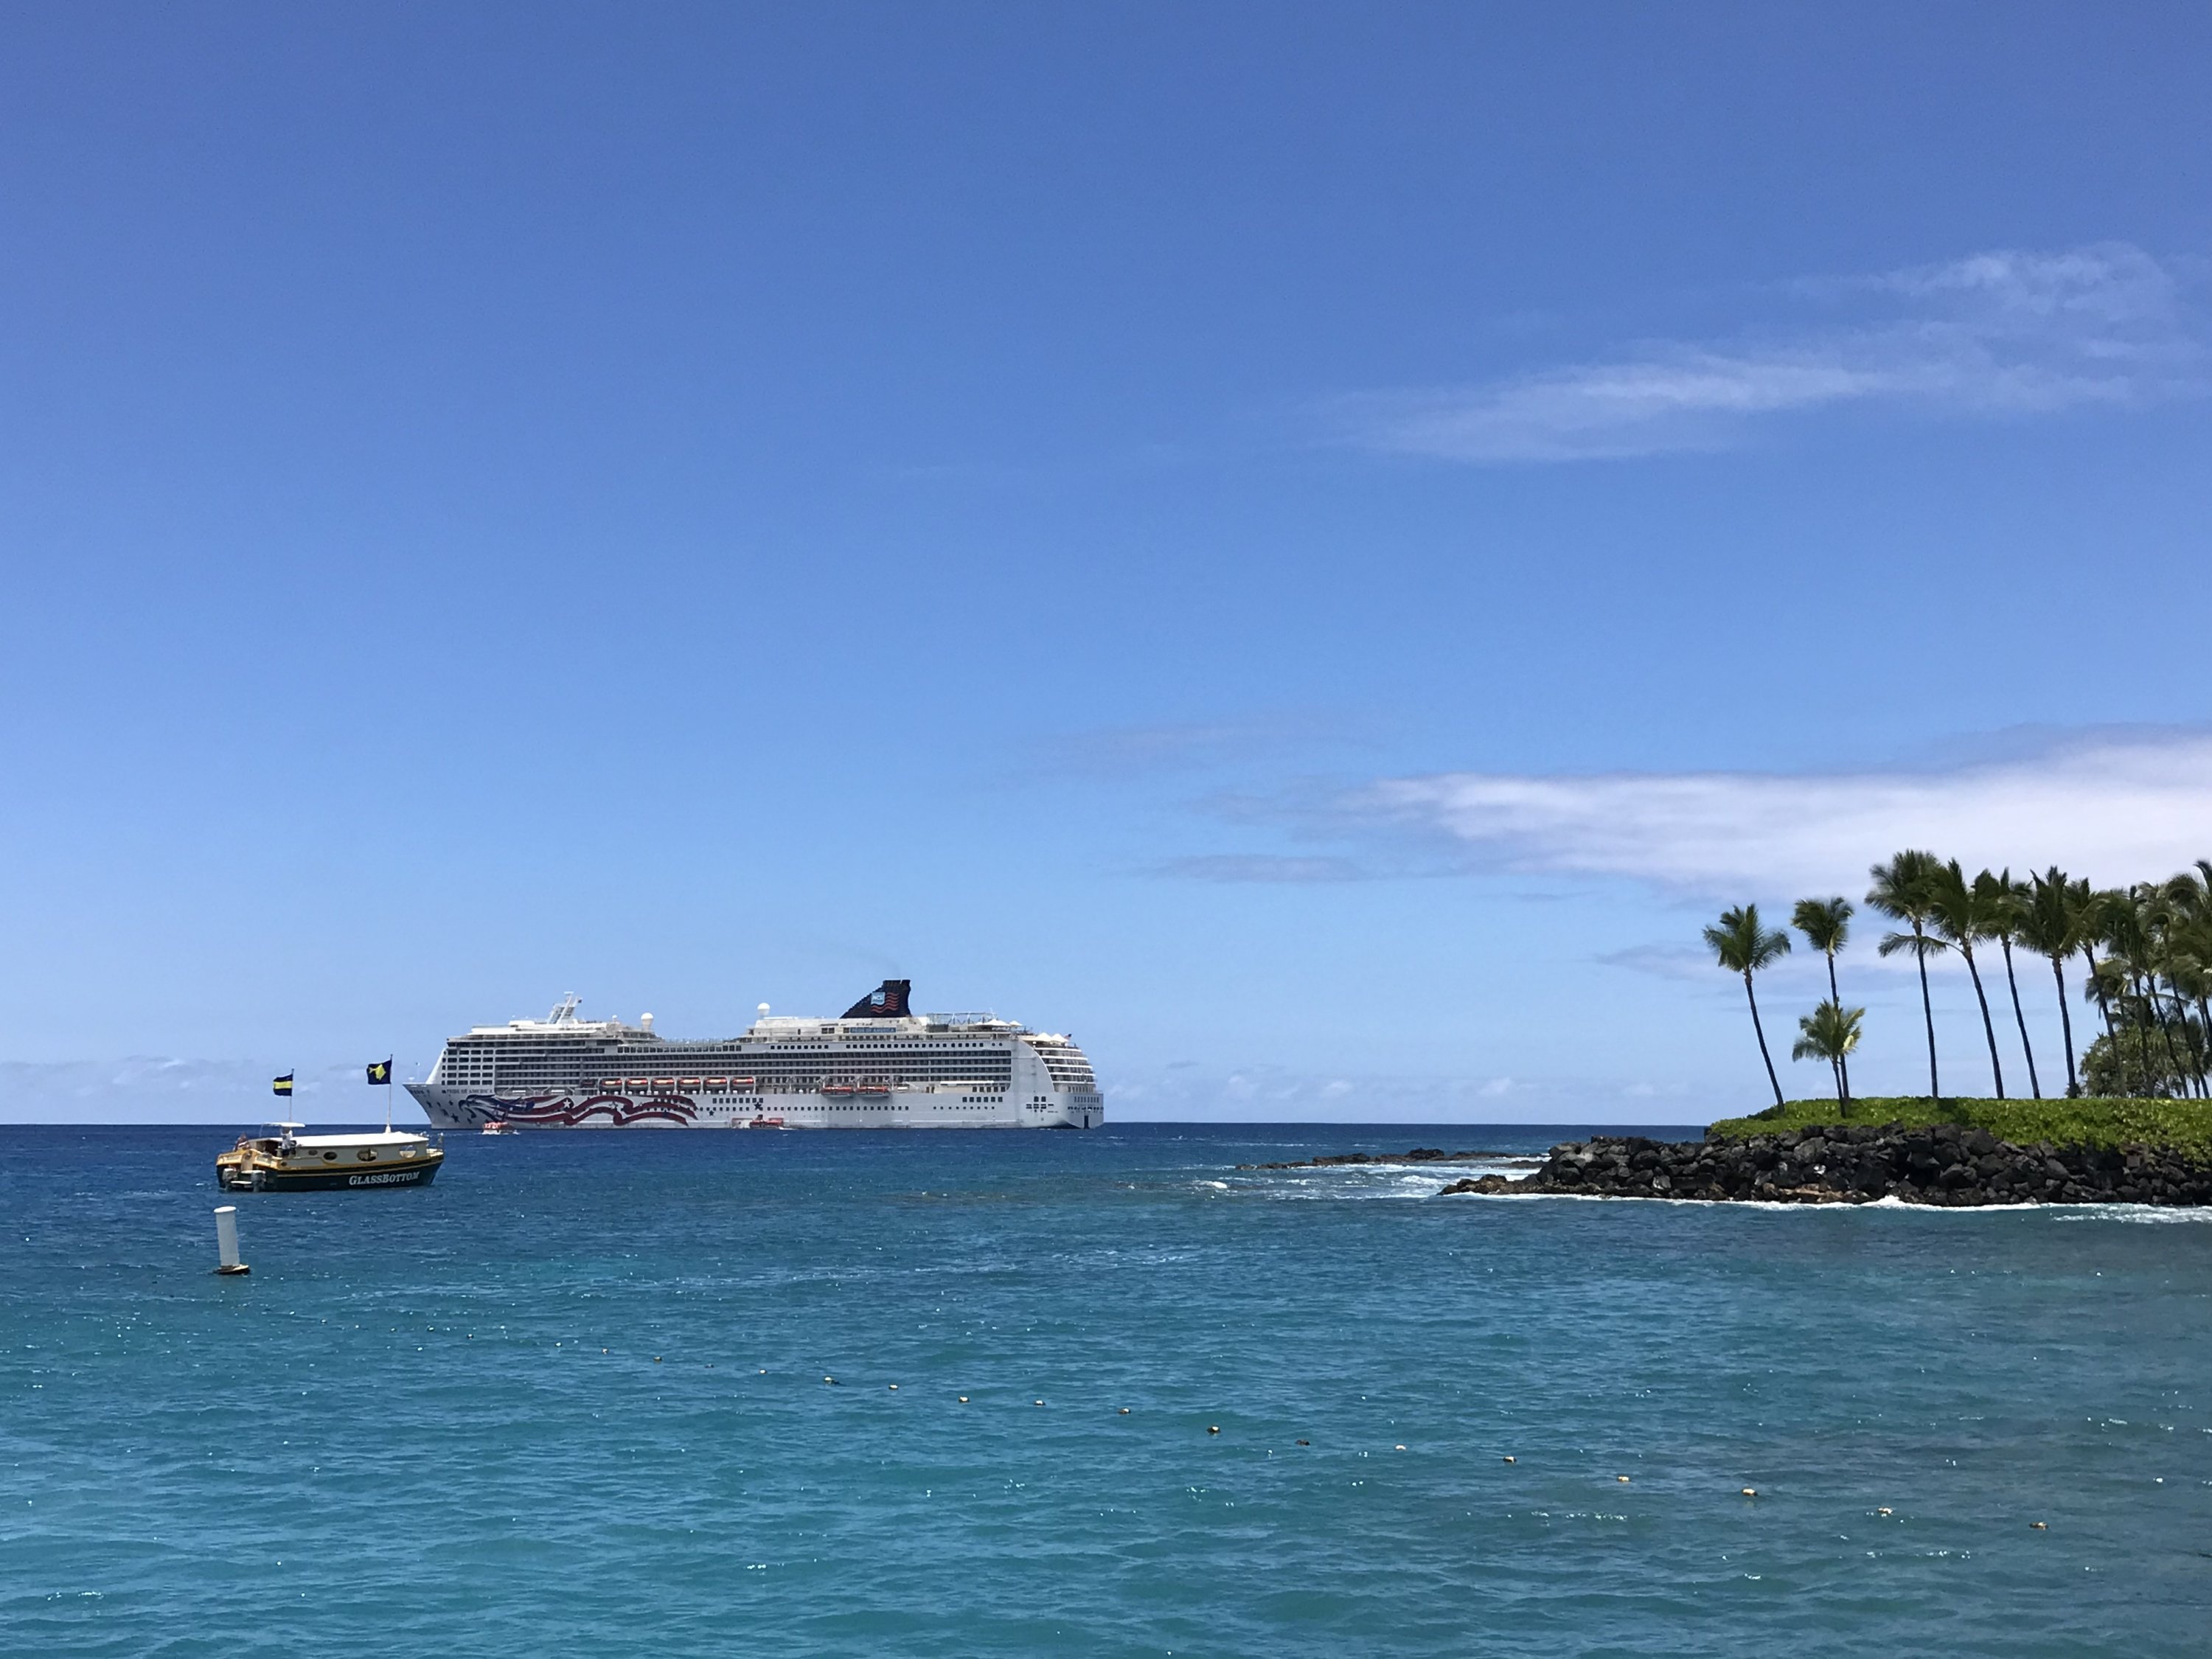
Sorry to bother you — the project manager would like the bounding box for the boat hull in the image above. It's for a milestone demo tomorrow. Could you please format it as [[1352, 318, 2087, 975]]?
[[216, 1154, 444, 1192], [408, 1085, 1102, 1131]]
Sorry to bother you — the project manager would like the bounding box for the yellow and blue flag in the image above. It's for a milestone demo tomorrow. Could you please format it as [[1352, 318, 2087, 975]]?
[[366, 1060, 392, 1085], [272, 1073, 294, 1097]]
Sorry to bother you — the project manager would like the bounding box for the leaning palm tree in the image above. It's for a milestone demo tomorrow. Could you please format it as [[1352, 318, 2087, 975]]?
[[1926, 860, 2006, 1098], [2073, 880, 2120, 1062], [2165, 947, 2211, 1099], [2018, 868, 2082, 1096], [1980, 868, 2041, 1098], [2165, 863, 2212, 1096], [1868, 850, 1947, 1099], [1791, 999, 1864, 1115], [1703, 904, 1792, 1107], [2135, 884, 2194, 1095], [1791, 897, 1854, 1100]]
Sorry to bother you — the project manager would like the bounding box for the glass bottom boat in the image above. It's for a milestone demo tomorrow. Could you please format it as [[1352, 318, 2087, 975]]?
[[216, 1123, 445, 1192]]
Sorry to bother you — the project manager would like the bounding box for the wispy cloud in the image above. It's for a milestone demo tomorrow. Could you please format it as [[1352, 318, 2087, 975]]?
[[1356, 730, 2212, 898], [1338, 244, 2205, 462], [1154, 854, 1365, 883], [1107, 1060, 1703, 1123], [0, 1056, 429, 1123]]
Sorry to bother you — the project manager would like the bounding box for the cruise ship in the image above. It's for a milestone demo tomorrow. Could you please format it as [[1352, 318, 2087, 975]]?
[[406, 981, 1104, 1130]]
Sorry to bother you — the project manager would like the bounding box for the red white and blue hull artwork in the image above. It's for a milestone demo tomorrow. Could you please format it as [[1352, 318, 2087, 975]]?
[[406, 982, 1104, 1132]]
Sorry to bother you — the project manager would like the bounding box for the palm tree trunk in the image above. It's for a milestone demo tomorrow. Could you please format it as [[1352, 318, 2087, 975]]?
[[2152, 981, 2188, 1096], [2196, 996, 2212, 1097], [2083, 945, 2117, 1091], [1914, 926, 1940, 1099], [2166, 986, 2202, 1098], [1743, 971, 1784, 1107], [2000, 939, 2040, 1098], [1823, 951, 1851, 1102], [2137, 973, 2183, 1096], [2051, 954, 2079, 1097], [1831, 1055, 1845, 1113], [1962, 946, 2004, 1099]]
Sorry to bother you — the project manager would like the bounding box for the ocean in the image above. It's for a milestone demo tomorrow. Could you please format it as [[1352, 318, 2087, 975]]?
[[4, 1122, 2208, 1656]]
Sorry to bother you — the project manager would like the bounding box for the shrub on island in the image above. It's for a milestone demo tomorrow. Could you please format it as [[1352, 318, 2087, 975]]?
[[1707, 1095, 2212, 1158]]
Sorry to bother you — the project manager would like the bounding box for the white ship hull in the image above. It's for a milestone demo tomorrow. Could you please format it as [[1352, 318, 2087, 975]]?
[[408, 1083, 1100, 1131], [411, 982, 1103, 1132]]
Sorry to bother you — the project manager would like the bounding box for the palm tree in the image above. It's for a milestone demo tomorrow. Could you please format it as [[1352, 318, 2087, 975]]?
[[2166, 863, 2212, 1095], [1868, 850, 1947, 1099], [2017, 868, 2082, 1096], [2135, 883, 2194, 1094], [1981, 868, 2041, 1099], [2072, 880, 2120, 1070], [2083, 952, 2132, 1088], [2165, 949, 2211, 1099], [1791, 897, 1854, 1101], [1703, 904, 1792, 1107], [1791, 1000, 1864, 1115], [1926, 860, 2006, 1098]]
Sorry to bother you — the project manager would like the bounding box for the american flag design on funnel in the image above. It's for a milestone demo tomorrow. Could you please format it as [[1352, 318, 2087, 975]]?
[[841, 979, 911, 1019]]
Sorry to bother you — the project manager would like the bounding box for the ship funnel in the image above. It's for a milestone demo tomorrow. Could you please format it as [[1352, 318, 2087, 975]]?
[[841, 980, 913, 1019]]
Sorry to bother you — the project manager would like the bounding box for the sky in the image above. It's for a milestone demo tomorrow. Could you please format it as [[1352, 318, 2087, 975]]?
[[3, 3, 2210, 1124]]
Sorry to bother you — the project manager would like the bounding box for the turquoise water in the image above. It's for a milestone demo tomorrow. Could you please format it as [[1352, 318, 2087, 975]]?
[[4, 1123, 2209, 1656]]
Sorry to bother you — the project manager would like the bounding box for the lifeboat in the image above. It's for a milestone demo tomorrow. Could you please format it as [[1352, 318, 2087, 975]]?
[[821, 1084, 855, 1097], [855, 1082, 891, 1096]]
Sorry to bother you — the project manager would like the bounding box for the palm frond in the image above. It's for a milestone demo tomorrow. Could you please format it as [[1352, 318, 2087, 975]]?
[[1791, 895, 1852, 955], [1704, 903, 1791, 973]]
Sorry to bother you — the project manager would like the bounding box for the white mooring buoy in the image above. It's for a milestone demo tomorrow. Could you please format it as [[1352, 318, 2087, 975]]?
[[214, 1206, 250, 1276]]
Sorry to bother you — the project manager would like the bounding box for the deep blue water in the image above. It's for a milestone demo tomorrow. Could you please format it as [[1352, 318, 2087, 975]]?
[[4, 1121, 2209, 1657]]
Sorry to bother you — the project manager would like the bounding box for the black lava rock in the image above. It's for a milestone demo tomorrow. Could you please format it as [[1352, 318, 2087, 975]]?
[[1433, 1126, 2212, 1207]]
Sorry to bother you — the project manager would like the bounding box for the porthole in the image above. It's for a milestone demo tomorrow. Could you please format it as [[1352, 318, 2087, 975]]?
[[358, 1149, 378, 1163], [322, 1151, 338, 1162]]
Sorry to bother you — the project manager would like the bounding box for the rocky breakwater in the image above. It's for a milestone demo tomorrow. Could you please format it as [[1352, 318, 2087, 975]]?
[[1239, 1147, 1514, 1171], [1436, 1122, 2212, 1207]]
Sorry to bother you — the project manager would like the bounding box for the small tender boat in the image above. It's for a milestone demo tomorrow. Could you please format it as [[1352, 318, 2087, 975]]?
[[739, 1115, 786, 1129], [481, 1120, 516, 1135], [216, 1123, 445, 1192]]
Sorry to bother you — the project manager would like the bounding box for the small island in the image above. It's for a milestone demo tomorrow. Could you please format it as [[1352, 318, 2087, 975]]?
[[1433, 1096, 2212, 1207]]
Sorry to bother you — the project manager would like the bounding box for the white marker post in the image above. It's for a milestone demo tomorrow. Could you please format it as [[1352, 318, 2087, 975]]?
[[214, 1205, 250, 1276]]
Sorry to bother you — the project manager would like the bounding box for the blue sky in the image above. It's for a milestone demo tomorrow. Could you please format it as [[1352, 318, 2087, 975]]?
[[4, 4, 2211, 1122]]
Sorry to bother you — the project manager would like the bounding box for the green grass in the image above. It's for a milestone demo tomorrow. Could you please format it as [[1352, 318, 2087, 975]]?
[[1705, 1096, 2212, 1157]]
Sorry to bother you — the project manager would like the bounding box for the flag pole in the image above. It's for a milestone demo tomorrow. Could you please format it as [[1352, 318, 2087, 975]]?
[[385, 1056, 394, 1133]]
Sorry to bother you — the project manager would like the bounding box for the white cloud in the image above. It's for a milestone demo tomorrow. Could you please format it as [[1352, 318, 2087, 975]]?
[[1360, 731, 2212, 899], [0, 1057, 420, 1123], [1340, 244, 2205, 462], [1107, 1062, 1566, 1122], [1155, 854, 1365, 883]]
